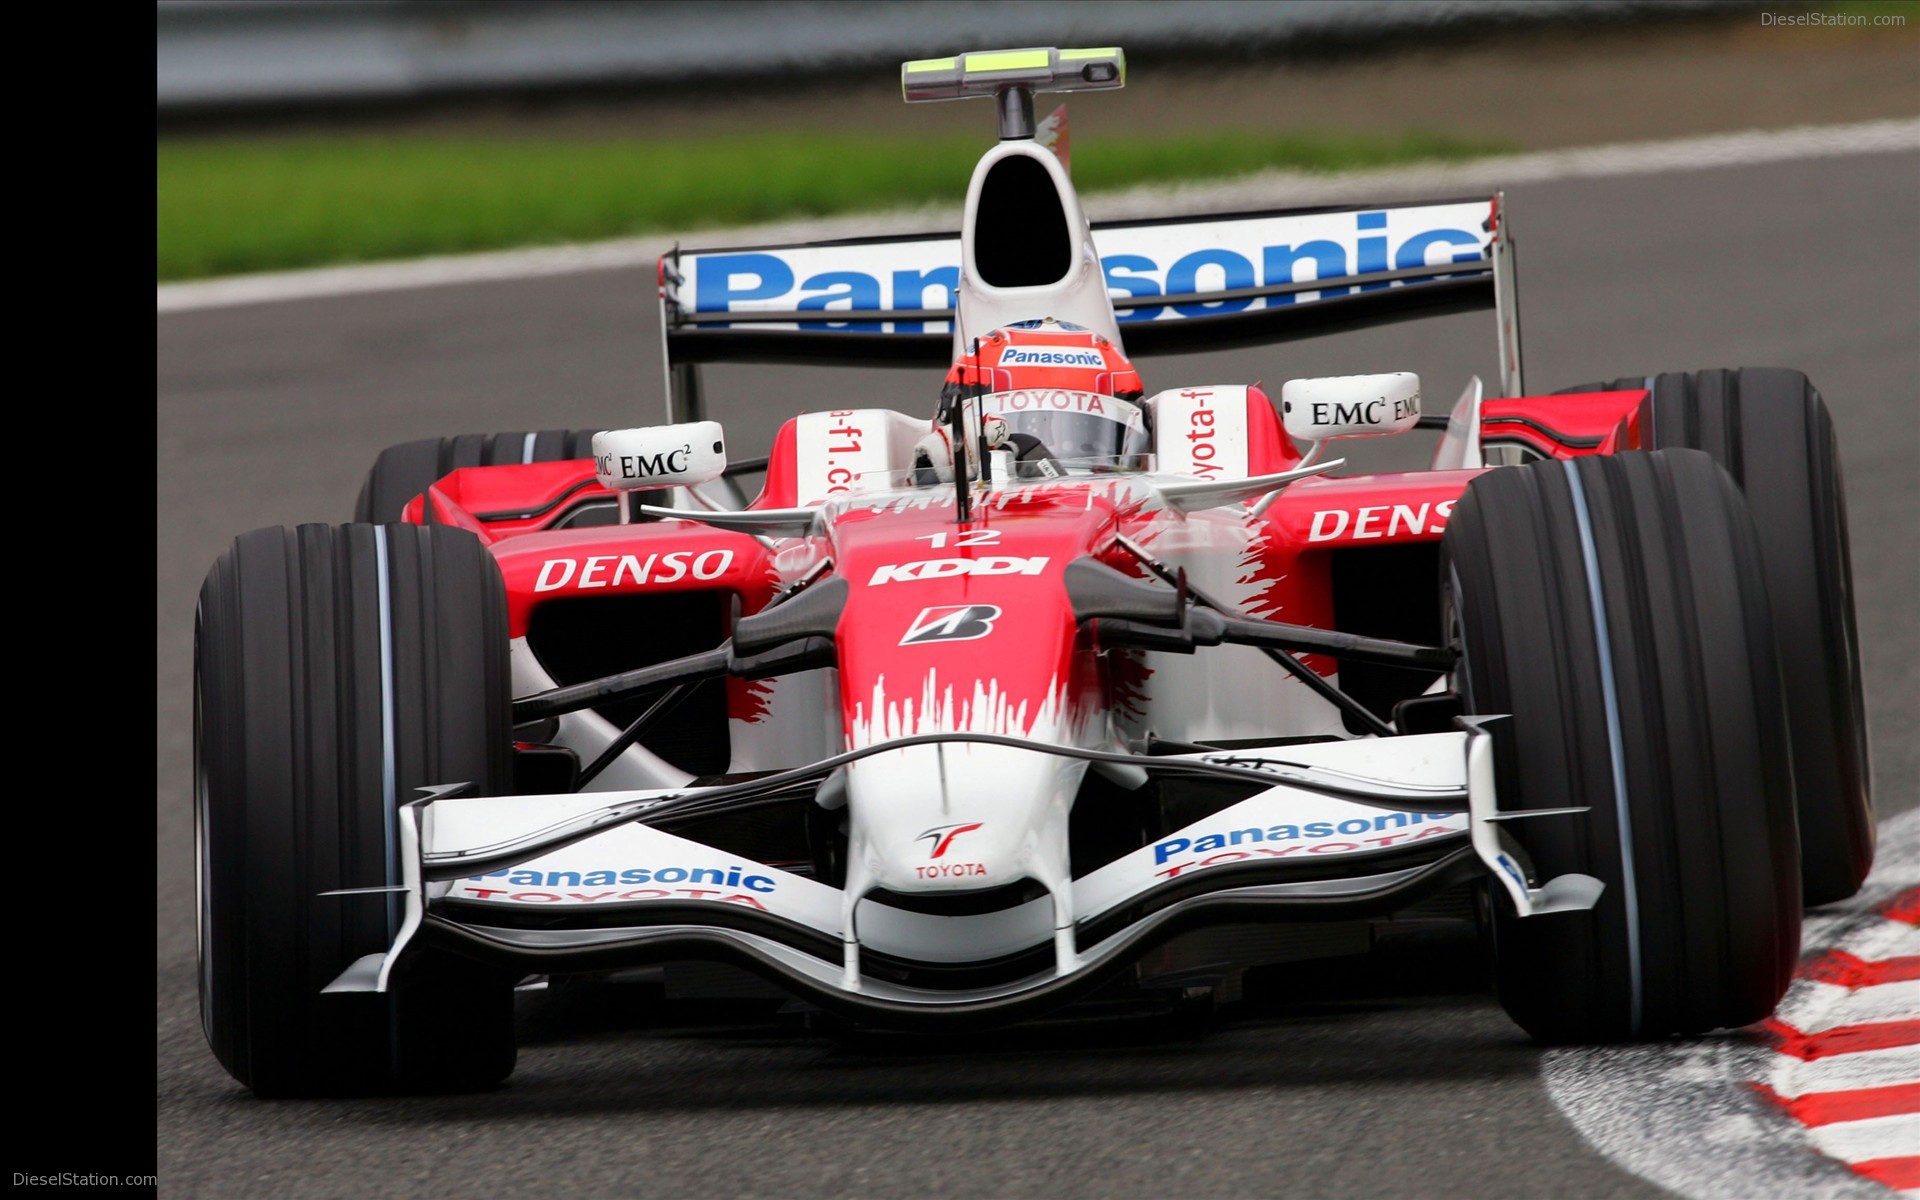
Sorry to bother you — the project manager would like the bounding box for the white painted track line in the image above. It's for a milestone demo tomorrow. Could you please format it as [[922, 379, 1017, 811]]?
[[156, 117, 1920, 315]]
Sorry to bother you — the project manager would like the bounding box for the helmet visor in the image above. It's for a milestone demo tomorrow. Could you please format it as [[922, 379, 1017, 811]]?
[[980, 389, 1149, 462]]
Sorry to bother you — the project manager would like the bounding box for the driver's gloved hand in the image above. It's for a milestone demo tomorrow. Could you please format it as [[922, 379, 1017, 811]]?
[[1005, 432, 1065, 479], [911, 426, 958, 484], [911, 416, 1011, 485]]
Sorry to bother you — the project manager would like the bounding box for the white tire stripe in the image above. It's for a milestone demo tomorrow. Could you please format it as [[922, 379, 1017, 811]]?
[[1559, 456, 1643, 1030]]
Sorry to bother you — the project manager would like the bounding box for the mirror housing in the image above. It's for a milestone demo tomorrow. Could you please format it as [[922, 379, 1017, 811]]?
[[1280, 373, 1421, 442], [592, 421, 727, 490]]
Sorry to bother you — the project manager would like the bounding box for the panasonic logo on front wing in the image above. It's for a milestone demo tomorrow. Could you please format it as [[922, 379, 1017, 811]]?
[[469, 865, 776, 891], [868, 556, 1050, 585], [999, 347, 1103, 368]]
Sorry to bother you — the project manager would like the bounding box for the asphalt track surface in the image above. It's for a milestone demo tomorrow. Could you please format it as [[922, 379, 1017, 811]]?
[[157, 149, 1919, 1197]]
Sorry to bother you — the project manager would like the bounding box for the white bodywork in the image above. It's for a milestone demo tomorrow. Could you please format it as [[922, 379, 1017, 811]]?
[[1145, 385, 1254, 480], [792, 408, 929, 505], [954, 140, 1125, 353], [1280, 373, 1422, 442], [421, 733, 1477, 984], [592, 421, 728, 489]]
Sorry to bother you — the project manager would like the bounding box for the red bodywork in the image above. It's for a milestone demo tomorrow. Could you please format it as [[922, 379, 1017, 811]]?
[[405, 386, 1650, 759]]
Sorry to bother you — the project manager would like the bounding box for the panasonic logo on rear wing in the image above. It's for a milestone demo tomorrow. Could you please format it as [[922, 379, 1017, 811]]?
[[662, 199, 1494, 336]]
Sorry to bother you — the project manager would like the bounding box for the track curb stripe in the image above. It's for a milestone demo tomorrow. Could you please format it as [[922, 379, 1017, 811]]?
[[1543, 809, 1920, 1199], [1766, 1019, 1920, 1061], [1804, 950, 1920, 990], [1763, 881, 1920, 1191], [1755, 1082, 1920, 1127], [1853, 1158, 1920, 1191]]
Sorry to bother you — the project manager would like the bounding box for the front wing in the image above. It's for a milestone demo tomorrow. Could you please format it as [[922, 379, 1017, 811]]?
[[326, 723, 1600, 1027]]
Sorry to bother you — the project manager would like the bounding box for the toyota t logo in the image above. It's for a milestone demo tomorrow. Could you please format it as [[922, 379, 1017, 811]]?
[[916, 823, 984, 858]]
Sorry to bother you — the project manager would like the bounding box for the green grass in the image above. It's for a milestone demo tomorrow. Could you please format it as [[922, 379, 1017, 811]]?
[[156, 129, 1517, 281]]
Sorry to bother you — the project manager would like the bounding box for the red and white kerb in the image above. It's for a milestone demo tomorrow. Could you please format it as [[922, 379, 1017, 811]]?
[[1753, 886, 1920, 1193]]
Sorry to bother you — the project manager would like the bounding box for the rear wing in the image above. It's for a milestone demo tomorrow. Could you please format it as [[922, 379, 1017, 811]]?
[[658, 195, 1523, 421]]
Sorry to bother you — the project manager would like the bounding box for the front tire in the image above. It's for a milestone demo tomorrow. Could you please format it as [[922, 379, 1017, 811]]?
[[196, 522, 517, 1096], [1444, 450, 1800, 1042]]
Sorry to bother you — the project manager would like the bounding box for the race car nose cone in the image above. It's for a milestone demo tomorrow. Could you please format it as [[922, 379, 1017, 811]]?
[[847, 743, 1079, 894]]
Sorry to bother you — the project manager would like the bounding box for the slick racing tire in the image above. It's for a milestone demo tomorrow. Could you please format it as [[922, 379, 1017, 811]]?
[[1443, 450, 1800, 1043], [196, 523, 517, 1096], [1560, 369, 1872, 905], [354, 429, 600, 523]]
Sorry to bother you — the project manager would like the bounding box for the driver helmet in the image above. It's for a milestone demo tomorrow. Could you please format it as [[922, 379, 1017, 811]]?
[[939, 319, 1149, 465]]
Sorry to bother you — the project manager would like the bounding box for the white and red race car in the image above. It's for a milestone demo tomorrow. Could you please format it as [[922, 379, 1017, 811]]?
[[195, 47, 1872, 1096]]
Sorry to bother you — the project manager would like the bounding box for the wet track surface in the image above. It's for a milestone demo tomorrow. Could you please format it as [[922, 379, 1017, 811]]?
[[157, 150, 1918, 1197]]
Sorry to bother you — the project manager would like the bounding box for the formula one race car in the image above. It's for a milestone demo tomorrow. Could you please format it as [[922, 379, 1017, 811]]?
[[194, 47, 1872, 1096]]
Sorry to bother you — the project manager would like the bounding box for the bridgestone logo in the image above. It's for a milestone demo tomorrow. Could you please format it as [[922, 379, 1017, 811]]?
[[868, 557, 1050, 585], [901, 605, 1001, 644], [999, 348, 1103, 368]]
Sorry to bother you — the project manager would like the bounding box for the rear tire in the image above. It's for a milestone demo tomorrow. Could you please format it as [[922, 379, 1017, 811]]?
[[1444, 450, 1800, 1042], [196, 523, 517, 1096], [1560, 369, 1872, 903], [354, 429, 599, 522]]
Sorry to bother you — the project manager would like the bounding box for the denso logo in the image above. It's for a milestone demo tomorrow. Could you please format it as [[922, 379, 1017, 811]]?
[[1307, 500, 1456, 542], [534, 550, 734, 591], [689, 212, 1482, 325], [869, 556, 1050, 585], [999, 347, 1103, 368]]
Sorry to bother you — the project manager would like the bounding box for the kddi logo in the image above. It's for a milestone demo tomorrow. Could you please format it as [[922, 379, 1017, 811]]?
[[900, 605, 1001, 645], [868, 556, 1050, 585], [596, 443, 691, 480]]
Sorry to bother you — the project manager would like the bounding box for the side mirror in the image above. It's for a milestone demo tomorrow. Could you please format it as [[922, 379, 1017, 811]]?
[[1280, 373, 1421, 442], [592, 421, 728, 490]]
